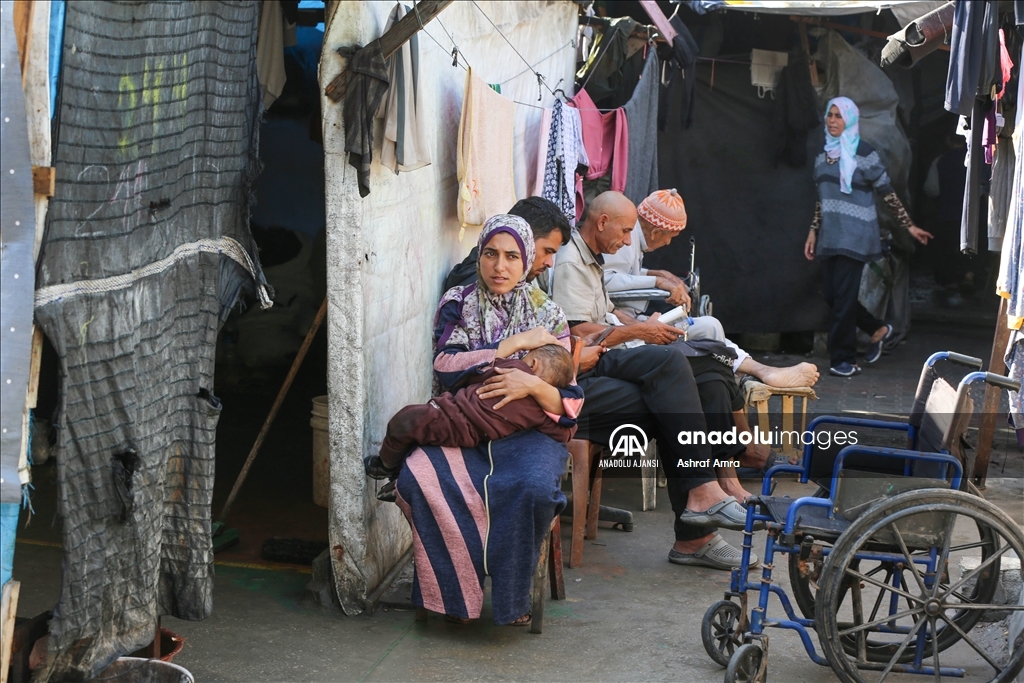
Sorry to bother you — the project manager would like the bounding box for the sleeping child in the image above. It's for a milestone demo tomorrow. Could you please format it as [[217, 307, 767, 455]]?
[[366, 344, 577, 491]]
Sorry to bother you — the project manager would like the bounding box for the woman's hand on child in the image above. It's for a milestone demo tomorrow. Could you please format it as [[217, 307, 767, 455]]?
[[477, 367, 541, 410]]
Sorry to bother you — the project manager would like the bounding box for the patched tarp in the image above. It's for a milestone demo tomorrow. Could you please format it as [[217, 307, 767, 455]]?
[[32, 2, 268, 680]]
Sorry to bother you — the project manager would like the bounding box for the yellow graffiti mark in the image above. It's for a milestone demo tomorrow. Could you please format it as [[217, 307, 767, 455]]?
[[79, 315, 95, 346], [118, 74, 138, 156], [142, 59, 151, 105], [172, 53, 188, 102]]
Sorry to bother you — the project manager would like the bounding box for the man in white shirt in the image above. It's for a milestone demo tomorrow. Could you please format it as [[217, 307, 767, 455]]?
[[602, 189, 820, 390]]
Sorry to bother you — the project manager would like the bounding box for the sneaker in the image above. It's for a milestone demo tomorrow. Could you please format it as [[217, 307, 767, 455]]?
[[829, 362, 862, 377], [864, 324, 893, 364]]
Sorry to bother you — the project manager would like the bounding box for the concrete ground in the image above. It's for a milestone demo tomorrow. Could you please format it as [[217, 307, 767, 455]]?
[[11, 319, 1024, 682]]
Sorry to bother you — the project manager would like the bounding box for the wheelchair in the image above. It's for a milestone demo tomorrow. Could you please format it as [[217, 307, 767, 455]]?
[[699, 351, 1024, 683]]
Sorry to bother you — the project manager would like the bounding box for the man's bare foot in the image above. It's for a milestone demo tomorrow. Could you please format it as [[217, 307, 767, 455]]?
[[685, 480, 731, 513], [719, 475, 753, 502], [755, 362, 820, 388]]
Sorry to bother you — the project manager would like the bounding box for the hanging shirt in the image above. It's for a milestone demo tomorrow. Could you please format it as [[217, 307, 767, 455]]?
[[542, 99, 589, 226], [623, 51, 660, 205], [569, 89, 628, 222], [377, 3, 430, 174]]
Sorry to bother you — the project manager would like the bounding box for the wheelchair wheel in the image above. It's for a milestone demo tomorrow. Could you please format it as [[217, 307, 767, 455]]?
[[702, 600, 743, 667], [815, 489, 1024, 683], [724, 643, 764, 683], [786, 483, 995, 634]]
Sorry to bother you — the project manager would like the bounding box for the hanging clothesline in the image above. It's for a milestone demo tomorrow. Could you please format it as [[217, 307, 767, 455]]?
[[416, 2, 567, 111]]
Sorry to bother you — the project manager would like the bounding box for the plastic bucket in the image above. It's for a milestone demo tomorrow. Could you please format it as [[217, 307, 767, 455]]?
[[311, 396, 329, 507], [93, 657, 193, 683]]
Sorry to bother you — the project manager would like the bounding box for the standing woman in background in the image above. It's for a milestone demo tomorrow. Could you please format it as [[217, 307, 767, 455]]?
[[804, 96, 933, 377]]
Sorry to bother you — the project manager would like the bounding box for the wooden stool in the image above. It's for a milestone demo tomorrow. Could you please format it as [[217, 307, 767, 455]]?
[[740, 379, 817, 461]]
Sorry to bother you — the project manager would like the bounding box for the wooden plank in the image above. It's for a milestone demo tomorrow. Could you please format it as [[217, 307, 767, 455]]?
[[1, 581, 22, 683], [798, 22, 819, 87], [974, 298, 1012, 487], [638, 0, 677, 43], [25, 327, 43, 411], [13, 1, 32, 81], [781, 395, 795, 456], [31, 166, 54, 197], [324, 0, 453, 103]]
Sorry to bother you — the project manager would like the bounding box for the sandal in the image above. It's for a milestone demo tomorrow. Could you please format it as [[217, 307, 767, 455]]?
[[444, 614, 473, 625], [678, 496, 764, 531], [508, 613, 532, 627], [376, 480, 397, 503], [668, 534, 760, 570]]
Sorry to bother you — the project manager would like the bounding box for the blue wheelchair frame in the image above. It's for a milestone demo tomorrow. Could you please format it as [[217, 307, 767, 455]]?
[[724, 352, 975, 677]]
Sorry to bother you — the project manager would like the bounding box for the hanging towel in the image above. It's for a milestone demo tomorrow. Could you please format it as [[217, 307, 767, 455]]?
[[569, 87, 627, 221], [542, 99, 589, 225], [623, 51, 659, 205], [342, 43, 389, 197], [377, 3, 430, 174], [530, 107, 552, 197], [457, 68, 517, 229], [256, 0, 287, 110]]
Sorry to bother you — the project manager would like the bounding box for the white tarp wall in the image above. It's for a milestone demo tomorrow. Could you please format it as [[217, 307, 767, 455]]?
[[319, 0, 578, 614]]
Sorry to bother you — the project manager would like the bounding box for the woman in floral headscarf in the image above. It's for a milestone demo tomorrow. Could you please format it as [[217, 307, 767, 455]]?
[[804, 97, 933, 378], [394, 215, 583, 627]]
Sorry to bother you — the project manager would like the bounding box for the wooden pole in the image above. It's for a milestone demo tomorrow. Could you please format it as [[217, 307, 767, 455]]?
[[0, 581, 21, 683], [798, 22, 819, 87], [216, 296, 328, 526], [974, 297, 1011, 488]]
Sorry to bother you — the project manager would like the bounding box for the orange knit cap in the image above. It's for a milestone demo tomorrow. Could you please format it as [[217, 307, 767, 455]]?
[[638, 189, 687, 232]]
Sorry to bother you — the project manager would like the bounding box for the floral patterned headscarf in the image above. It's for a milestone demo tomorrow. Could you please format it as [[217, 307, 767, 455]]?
[[436, 214, 568, 357]]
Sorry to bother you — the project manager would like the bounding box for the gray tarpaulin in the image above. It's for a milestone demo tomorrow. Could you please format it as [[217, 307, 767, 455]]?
[[32, 2, 268, 680], [0, 0, 37, 505], [648, 30, 912, 334], [649, 54, 828, 333]]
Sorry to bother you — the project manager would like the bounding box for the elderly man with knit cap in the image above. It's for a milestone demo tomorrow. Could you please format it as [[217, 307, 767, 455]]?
[[603, 189, 820, 392]]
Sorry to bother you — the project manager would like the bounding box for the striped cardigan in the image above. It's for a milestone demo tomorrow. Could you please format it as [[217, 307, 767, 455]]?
[[813, 141, 893, 262]]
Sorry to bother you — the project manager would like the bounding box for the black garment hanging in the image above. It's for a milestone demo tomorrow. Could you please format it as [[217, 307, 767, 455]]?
[[658, 15, 699, 131], [771, 56, 820, 168]]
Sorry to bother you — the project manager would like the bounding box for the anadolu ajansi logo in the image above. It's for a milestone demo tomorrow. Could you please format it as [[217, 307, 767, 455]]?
[[609, 423, 648, 458]]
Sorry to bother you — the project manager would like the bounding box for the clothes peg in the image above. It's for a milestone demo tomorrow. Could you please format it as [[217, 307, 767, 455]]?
[[451, 46, 459, 67]]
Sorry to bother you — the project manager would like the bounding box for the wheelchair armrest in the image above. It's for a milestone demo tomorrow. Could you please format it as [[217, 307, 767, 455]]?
[[829, 445, 963, 499]]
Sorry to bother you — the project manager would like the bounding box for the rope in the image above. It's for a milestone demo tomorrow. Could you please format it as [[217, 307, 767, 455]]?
[[34, 236, 273, 309], [470, 0, 557, 99]]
